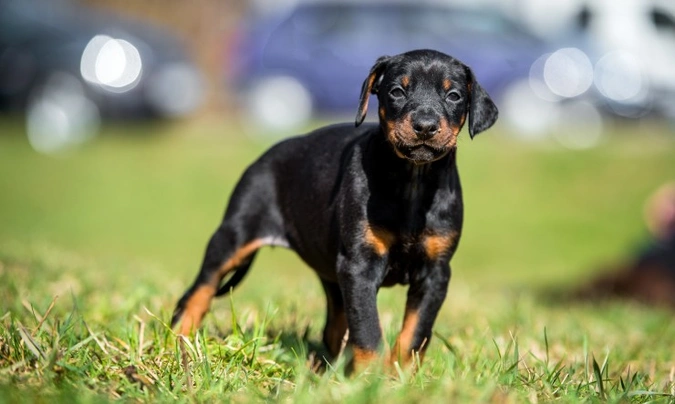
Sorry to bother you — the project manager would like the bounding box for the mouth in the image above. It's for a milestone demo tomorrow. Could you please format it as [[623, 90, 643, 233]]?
[[391, 136, 455, 164]]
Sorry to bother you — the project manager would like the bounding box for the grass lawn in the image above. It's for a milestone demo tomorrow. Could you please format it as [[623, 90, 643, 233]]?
[[0, 117, 674, 402]]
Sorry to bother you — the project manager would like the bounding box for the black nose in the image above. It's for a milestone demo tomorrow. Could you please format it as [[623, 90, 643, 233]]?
[[412, 117, 439, 140]]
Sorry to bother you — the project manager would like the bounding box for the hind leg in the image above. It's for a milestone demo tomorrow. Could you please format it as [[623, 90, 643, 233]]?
[[172, 164, 287, 335], [171, 226, 271, 335], [321, 280, 348, 358]]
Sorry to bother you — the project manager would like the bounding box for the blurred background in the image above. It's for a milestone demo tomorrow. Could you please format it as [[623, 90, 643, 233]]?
[[0, 0, 674, 307], [1, 0, 675, 149]]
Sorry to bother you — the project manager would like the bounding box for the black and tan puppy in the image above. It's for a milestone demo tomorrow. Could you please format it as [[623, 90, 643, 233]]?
[[171, 49, 498, 369]]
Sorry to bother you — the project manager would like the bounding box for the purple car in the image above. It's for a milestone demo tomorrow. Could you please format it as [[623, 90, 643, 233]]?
[[227, 2, 548, 131]]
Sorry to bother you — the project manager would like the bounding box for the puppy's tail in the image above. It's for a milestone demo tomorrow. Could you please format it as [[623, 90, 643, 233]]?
[[215, 266, 251, 297]]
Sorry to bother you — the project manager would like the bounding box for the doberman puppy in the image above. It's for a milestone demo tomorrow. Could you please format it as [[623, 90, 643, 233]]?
[[171, 49, 498, 370]]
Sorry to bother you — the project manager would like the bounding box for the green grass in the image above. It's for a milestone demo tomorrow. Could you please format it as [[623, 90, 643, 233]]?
[[1, 117, 674, 402]]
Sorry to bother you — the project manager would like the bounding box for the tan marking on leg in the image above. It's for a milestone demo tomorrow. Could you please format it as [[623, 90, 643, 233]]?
[[179, 239, 266, 336], [363, 223, 396, 256], [178, 285, 216, 335], [352, 347, 379, 372], [324, 286, 349, 358], [325, 312, 348, 357], [443, 78, 452, 91], [391, 308, 420, 365], [423, 231, 459, 261], [216, 239, 265, 278]]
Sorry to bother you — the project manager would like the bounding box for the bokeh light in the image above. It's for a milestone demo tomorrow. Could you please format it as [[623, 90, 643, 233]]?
[[146, 63, 204, 117], [543, 48, 594, 98], [26, 72, 100, 155], [552, 101, 604, 149], [244, 76, 313, 132], [594, 50, 647, 103], [80, 35, 143, 92]]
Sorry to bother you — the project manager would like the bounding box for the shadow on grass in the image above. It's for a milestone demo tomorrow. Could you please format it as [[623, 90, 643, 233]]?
[[534, 265, 675, 312], [211, 324, 336, 372], [275, 330, 335, 371]]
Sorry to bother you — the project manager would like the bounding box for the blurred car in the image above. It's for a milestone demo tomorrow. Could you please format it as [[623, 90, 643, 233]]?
[[0, 0, 203, 152], [501, 0, 675, 149], [226, 1, 549, 132], [500, 0, 675, 148], [575, 0, 675, 121]]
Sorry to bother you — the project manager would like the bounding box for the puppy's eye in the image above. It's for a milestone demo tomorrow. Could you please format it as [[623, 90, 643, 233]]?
[[389, 87, 406, 99], [446, 90, 461, 103]]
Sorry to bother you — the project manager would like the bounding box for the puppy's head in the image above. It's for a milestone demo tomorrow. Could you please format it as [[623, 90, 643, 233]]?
[[355, 50, 498, 164]]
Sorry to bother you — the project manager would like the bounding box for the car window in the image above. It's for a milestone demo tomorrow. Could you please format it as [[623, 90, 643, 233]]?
[[290, 4, 525, 38], [651, 8, 675, 33]]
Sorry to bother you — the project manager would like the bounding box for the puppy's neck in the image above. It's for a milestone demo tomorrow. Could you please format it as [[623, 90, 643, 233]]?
[[367, 132, 456, 232], [398, 146, 456, 187], [403, 163, 427, 201]]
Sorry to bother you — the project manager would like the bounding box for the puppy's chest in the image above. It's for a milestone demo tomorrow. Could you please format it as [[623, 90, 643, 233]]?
[[373, 178, 461, 235], [378, 230, 459, 286], [360, 163, 462, 284], [369, 203, 460, 281]]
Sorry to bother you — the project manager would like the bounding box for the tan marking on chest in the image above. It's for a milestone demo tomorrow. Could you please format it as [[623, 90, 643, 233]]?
[[423, 231, 459, 260], [364, 223, 396, 256]]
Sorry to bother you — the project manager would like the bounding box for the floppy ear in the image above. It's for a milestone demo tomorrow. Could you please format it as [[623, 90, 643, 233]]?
[[355, 56, 391, 127], [466, 68, 498, 138]]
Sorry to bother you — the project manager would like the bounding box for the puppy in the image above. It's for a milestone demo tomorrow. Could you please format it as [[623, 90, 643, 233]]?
[[172, 49, 498, 370]]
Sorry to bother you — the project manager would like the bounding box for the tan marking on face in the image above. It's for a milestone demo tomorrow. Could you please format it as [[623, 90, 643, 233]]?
[[423, 231, 459, 261], [217, 239, 266, 278], [358, 73, 377, 119], [385, 114, 461, 162], [401, 75, 410, 88], [385, 114, 417, 144], [437, 118, 458, 149], [363, 223, 396, 256], [443, 78, 452, 91], [460, 113, 466, 127], [384, 118, 407, 158], [379, 106, 385, 120], [391, 308, 420, 365], [178, 285, 216, 335], [352, 347, 379, 371], [366, 74, 376, 92]]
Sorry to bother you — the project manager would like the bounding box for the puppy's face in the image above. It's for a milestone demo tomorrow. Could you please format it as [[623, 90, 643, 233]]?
[[378, 55, 469, 163], [356, 50, 498, 164]]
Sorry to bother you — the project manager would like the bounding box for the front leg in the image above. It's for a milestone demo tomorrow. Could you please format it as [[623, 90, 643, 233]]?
[[391, 262, 451, 366], [337, 257, 386, 372]]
